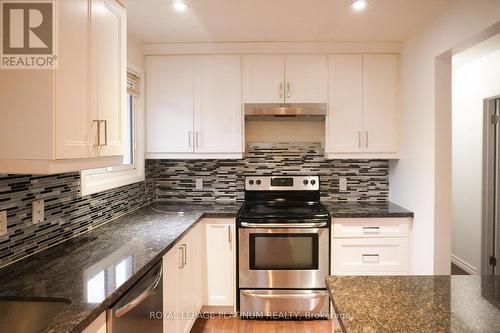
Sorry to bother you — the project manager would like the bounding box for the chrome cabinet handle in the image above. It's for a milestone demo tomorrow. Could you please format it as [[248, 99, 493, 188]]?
[[240, 222, 327, 228], [279, 82, 283, 98], [365, 131, 369, 148], [115, 265, 163, 318], [362, 253, 380, 263], [188, 131, 193, 147], [100, 120, 108, 146], [182, 244, 187, 267], [93, 120, 100, 147], [286, 82, 291, 98], [228, 225, 232, 249], [358, 131, 361, 148], [195, 132, 200, 148], [178, 246, 184, 269], [363, 226, 380, 234]]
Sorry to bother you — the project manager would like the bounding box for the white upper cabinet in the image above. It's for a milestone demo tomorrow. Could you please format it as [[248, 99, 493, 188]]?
[[91, 0, 126, 157], [194, 56, 243, 153], [242, 55, 328, 104], [146, 56, 195, 153], [284, 55, 328, 103], [0, 0, 126, 174], [326, 54, 399, 159], [242, 55, 285, 103], [327, 55, 363, 153], [146, 55, 243, 159], [363, 54, 399, 153]]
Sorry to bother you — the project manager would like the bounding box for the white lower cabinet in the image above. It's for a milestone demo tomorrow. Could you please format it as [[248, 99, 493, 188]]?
[[204, 219, 236, 307], [162, 219, 235, 333], [163, 223, 203, 333], [331, 218, 411, 275], [82, 312, 106, 333]]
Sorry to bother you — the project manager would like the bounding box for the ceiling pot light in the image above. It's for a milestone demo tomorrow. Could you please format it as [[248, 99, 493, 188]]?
[[171, 0, 190, 12], [351, 0, 368, 11]]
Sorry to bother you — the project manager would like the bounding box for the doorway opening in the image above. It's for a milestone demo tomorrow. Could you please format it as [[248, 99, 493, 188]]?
[[451, 35, 500, 276]]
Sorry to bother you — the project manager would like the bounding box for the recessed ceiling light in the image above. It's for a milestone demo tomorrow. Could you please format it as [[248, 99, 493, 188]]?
[[171, 0, 190, 12], [351, 0, 368, 12]]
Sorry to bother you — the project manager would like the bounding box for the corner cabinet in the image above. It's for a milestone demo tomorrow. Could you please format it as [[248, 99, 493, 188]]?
[[163, 219, 236, 333], [242, 55, 328, 104], [0, 0, 126, 174], [146, 55, 243, 159], [326, 54, 399, 159]]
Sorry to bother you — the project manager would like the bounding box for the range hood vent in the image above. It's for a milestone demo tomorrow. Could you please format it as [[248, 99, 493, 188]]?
[[244, 103, 327, 120]]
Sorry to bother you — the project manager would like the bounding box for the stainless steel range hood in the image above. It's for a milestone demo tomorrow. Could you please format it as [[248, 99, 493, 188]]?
[[244, 103, 327, 120]]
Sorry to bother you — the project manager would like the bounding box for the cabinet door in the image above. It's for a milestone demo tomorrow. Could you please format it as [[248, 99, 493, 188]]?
[[285, 55, 328, 103], [194, 56, 242, 153], [327, 55, 363, 153], [163, 246, 182, 333], [242, 55, 285, 103], [56, 0, 95, 159], [91, 0, 126, 157], [82, 312, 106, 333], [362, 54, 399, 153], [205, 222, 235, 306], [180, 224, 202, 333], [146, 56, 195, 153]]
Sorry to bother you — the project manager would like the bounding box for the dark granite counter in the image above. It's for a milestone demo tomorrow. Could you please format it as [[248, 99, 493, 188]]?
[[0, 201, 241, 333], [322, 201, 414, 218], [326, 275, 500, 333]]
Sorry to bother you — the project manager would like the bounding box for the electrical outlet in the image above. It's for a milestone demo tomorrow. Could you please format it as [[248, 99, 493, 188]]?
[[339, 177, 348, 191], [0, 211, 7, 236], [32, 199, 44, 224], [196, 179, 203, 190]]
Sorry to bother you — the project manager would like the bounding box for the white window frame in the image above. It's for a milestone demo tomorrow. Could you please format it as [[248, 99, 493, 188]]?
[[80, 64, 145, 196]]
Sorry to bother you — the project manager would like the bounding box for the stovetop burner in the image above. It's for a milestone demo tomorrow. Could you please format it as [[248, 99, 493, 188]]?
[[238, 201, 329, 220], [238, 175, 329, 222]]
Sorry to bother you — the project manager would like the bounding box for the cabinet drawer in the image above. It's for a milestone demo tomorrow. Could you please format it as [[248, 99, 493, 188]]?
[[332, 238, 408, 274], [332, 218, 409, 238]]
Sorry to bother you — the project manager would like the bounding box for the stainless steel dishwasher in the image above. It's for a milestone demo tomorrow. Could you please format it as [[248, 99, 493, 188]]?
[[107, 261, 163, 333]]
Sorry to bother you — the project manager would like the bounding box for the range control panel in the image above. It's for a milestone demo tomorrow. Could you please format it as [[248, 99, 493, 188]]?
[[245, 176, 320, 191]]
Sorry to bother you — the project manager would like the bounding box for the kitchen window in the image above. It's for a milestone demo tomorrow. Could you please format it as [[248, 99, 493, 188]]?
[[80, 66, 145, 196]]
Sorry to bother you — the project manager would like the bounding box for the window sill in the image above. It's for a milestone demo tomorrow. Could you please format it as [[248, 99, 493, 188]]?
[[81, 167, 144, 196]]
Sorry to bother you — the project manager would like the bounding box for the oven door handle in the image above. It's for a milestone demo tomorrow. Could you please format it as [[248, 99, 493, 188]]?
[[240, 222, 327, 228], [241, 290, 329, 299]]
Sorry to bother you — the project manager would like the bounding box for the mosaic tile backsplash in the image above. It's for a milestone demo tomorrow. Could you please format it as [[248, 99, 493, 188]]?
[[153, 142, 389, 202], [0, 161, 156, 268], [0, 142, 388, 267]]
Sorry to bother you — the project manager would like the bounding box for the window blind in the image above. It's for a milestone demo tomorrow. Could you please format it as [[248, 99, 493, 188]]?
[[127, 71, 140, 96]]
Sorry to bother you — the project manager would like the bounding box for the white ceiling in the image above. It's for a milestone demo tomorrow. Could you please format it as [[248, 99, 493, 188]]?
[[125, 0, 454, 44]]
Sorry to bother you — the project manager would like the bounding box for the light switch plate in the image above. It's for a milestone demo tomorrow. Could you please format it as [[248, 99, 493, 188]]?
[[32, 199, 44, 224], [0, 211, 6, 236], [196, 179, 203, 190], [339, 178, 348, 191]]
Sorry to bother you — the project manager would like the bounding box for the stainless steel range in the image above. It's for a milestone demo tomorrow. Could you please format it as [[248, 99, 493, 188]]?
[[237, 176, 330, 319]]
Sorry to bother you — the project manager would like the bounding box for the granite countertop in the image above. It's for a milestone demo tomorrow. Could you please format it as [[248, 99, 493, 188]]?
[[321, 201, 414, 218], [0, 201, 241, 333], [326, 275, 500, 333]]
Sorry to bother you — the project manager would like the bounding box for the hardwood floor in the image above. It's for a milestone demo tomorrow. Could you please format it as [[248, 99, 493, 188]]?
[[190, 317, 336, 333]]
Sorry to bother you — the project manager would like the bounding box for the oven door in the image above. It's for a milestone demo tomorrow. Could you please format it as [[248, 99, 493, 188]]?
[[239, 224, 329, 289]]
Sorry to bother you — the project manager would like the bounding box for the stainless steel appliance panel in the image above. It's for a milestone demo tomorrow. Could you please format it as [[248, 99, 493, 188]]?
[[107, 261, 163, 333], [239, 226, 329, 289], [239, 290, 330, 318]]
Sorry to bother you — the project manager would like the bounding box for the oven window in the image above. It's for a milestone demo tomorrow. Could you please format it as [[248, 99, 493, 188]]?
[[249, 234, 318, 270]]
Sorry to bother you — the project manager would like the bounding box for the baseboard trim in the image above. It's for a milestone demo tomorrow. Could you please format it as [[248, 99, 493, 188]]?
[[451, 254, 477, 274]]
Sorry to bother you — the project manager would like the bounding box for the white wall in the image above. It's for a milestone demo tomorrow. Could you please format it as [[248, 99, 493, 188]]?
[[389, 0, 500, 274], [128, 34, 144, 69], [452, 48, 500, 274]]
